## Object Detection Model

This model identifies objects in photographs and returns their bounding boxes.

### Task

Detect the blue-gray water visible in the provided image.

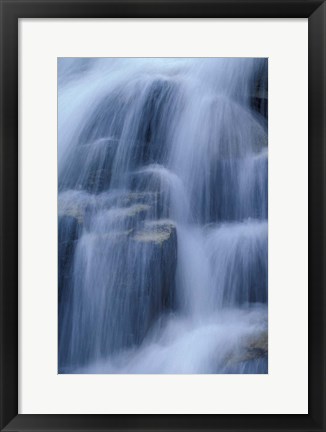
[58,58,268,374]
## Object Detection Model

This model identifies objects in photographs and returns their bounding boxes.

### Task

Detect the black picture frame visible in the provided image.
[0,1,325,431]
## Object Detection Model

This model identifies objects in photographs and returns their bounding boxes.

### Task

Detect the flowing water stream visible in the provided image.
[58,58,268,374]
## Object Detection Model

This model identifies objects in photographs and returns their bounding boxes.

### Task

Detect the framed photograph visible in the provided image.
[0,1,325,431]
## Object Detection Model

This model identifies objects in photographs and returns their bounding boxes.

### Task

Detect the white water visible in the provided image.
[58,58,268,374]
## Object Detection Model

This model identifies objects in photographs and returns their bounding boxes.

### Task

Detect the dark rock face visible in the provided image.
[220,235,267,306]
[61,220,178,370]
[118,221,177,346]
[251,59,268,120]
[206,221,268,307]
[115,221,178,350]
[59,139,117,194]
[79,92,128,147]
[58,214,81,369]
[251,94,268,120]
[197,154,268,224]
[58,215,80,303]
[133,79,180,165]
[59,90,127,193]
[59,79,182,196]
[111,191,163,220]
[221,330,268,374]
[182,93,267,225]
[133,220,178,312]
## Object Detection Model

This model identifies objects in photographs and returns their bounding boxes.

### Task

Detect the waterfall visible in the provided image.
[58,58,268,374]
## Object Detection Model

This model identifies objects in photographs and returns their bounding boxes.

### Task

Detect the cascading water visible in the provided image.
[58,58,268,374]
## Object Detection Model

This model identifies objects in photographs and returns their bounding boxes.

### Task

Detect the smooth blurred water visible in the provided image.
[58,58,268,374]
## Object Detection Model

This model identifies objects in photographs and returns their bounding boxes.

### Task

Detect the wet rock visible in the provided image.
[200,152,267,224]
[231,331,268,363]
[59,199,85,224]
[103,220,178,352]
[58,215,80,303]
[85,166,111,193]
[222,330,268,373]
[58,208,84,369]
[128,170,171,219]
[112,203,151,219]
[248,58,268,120]
[79,91,128,146]
[207,221,268,306]
[134,220,178,311]
[58,190,114,230]
[133,219,176,244]
[86,229,134,246]
[65,219,178,364]
[59,138,117,193]
[91,204,151,234]
[58,214,82,369]
[103,191,162,222]
[132,219,178,315]
[134,79,180,165]
[251,64,268,120]
[251,93,268,120]
[114,191,160,208]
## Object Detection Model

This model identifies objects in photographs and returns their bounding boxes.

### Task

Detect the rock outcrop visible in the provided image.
[222,330,268,373]
[58,215,80,303]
